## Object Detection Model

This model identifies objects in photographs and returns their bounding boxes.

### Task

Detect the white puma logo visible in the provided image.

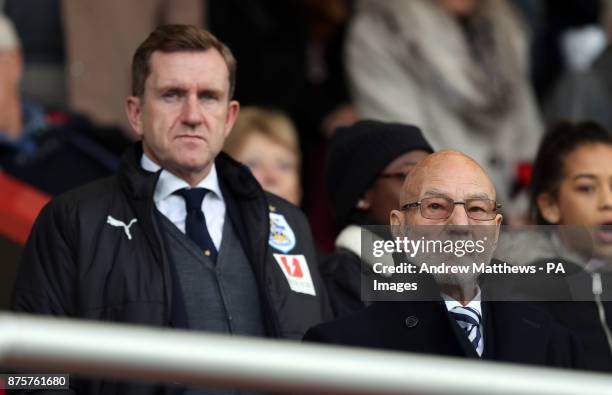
[106,215,138,240]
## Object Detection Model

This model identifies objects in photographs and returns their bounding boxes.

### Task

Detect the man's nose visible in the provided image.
[181,96,204,126]
[448,203,470,226]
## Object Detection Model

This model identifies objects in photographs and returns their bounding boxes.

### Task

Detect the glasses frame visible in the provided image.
[400,197,502,221]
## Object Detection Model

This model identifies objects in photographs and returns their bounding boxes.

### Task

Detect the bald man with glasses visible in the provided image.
[305,151,583,370]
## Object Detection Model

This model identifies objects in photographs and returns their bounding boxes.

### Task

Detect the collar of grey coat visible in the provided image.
[117,143,162,200]
[118,142,262,201]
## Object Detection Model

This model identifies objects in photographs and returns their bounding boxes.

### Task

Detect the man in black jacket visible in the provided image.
[305,150,582,369]
[11,25,332,394]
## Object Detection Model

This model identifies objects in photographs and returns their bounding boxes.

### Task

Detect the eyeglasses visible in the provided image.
[400,196,502,221]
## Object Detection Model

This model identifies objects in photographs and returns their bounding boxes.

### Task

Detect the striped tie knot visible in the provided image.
[449,306,483,356]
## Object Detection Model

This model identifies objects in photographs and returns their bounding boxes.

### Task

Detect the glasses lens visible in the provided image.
[420,197,452,219]
[465,199,496,220]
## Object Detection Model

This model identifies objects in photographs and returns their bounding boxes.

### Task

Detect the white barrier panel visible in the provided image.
[0,313,611,394]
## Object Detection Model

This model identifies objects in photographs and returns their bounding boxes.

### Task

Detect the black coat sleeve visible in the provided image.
[11,199,77,316]
[9,200,83,394]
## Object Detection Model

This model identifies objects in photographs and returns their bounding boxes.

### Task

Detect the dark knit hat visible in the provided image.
[326,120,433,226]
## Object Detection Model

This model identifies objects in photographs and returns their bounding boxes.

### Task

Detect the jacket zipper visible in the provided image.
[592,272,612,357]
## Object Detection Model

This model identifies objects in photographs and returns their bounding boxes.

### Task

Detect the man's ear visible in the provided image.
[223,100,240,138]
[537,192,561,224]
[390,209,404,238]
[126,96,144,137]
[495,213,503,225]
[489,213,503,248]
[390,209,403,226]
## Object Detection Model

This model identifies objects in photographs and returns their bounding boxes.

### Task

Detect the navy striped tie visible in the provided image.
[449,306,483,356]
[174,187,218,262]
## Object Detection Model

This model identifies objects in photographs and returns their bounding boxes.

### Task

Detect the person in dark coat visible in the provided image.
[11,25,332,395]
[0,14,128,196]
[0,15,130,311]
[305,150,583,370]
[321,120,433,317]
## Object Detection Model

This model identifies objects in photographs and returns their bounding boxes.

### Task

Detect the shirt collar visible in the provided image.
[141,153,223,203]
[442,287,482,316]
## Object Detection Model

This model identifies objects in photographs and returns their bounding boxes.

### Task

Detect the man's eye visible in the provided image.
[162,91,180,100]
[199,93,218,101]
[575,185,596,193]
[428,203,444,210]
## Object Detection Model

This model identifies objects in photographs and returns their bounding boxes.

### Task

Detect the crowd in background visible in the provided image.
[2,0,611,251]
[1,0,612,391]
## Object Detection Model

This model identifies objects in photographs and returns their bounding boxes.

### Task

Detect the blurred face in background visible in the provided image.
[361,150,430,225]
[0,47,21,92]
[0,46,23,139]
[234,131,301,206]
[0,15,22,100]
[539,143,612,257]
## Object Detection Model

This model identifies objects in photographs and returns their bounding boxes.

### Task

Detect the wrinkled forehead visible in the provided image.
[402,153,496,202]
[148,50,229,83]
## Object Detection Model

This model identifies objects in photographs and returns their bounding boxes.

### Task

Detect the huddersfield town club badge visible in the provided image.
[269,213,296,253]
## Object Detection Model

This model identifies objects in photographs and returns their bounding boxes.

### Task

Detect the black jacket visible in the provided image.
[511,258,612,372]
[11,143,333,394]
[321,247,365,318]
[304,301,583,370]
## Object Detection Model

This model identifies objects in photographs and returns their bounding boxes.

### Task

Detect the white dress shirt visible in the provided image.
[141,154,225,250]
[442,288,484,356]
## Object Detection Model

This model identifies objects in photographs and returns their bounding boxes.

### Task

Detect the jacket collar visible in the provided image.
[118,143,161,201]
[118,142,262,201]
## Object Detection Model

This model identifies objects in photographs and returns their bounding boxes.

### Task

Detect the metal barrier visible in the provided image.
[0,313,611,394]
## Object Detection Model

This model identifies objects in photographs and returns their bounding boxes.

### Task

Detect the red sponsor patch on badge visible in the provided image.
[273,254,316,296]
